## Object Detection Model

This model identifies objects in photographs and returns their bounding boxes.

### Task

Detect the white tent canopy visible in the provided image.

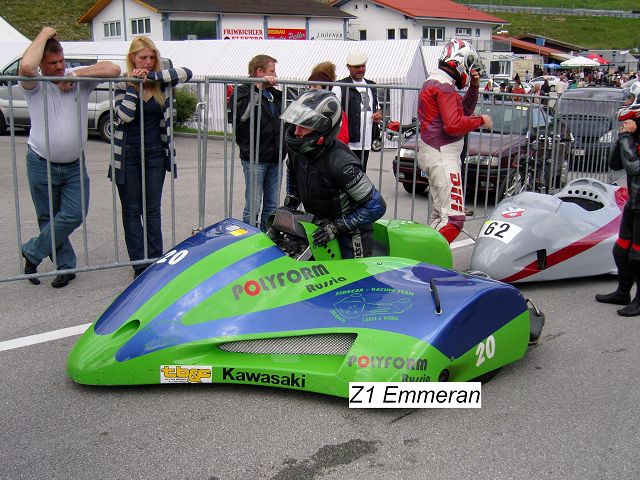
[560,56,601,68]
[0,38,427,131]
[59,39,426,130]
[0,17,28,42]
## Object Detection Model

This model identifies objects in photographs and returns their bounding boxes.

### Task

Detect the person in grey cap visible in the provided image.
[333,51,382,172]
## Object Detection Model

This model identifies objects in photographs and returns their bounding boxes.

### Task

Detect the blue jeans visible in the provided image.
[117,145,167,269]
[23,147,90,270]
[241,160,281,232]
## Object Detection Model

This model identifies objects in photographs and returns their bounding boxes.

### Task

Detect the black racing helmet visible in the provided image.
[281,89,342,155]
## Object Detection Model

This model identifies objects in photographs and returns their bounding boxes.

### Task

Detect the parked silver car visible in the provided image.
[0,54,172,142]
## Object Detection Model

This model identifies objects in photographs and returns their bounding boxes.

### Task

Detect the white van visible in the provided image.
[0,53,172,142]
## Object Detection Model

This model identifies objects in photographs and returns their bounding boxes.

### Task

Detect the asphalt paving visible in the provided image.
[0,133,638,479]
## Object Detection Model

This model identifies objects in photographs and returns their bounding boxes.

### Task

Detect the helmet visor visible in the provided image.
[280,102,330,131]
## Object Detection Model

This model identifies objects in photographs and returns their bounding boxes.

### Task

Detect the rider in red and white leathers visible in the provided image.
[417,39,492,243]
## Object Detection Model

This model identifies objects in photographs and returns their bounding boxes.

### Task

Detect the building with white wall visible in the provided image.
[332,0,512,73]
[79,0,353,42]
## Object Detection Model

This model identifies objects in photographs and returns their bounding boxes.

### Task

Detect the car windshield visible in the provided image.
[474,102,546,134]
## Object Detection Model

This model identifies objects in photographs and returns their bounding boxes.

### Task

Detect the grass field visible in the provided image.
[496,12,640,49]
[0,0,95,41]
[467,0,638,9]
[0,0,638,50]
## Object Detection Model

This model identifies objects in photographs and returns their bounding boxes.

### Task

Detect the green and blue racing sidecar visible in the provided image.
[67,208,544,398]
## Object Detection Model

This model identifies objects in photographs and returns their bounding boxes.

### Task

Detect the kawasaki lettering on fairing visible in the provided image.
[348,355,427,370]
[222,368,306,388]
[232,264,329,300]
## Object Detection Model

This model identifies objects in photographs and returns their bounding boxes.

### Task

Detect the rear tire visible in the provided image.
[402,182,427,195]
[471,368,502,384]
[98,114,113,143]
[498,170,524,201]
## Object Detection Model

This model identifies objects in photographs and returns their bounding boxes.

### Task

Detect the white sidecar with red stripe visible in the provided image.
[470,178,628,283]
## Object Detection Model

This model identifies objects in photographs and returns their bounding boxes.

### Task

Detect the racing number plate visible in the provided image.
[478,220,522,244]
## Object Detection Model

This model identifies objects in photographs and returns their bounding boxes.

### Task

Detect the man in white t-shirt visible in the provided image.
[333,52,382,172]
[19,26,120,288]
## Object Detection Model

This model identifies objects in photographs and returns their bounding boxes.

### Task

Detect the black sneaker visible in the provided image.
[23,253,40,285]
[595,291,631,305]
[617,298,640,317]
[51,273,76,289]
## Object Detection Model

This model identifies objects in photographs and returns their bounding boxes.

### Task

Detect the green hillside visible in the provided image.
[466,1,638,9]
[496,12,640,49]
[1,0,638,50]
[0,0,95,41]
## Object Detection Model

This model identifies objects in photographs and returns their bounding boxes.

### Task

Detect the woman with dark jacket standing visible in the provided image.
[111,36,192,278]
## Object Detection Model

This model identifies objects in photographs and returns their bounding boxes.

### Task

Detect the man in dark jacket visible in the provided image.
[230,54,284,231]
[333,52,382,172]
[281,90,386,258]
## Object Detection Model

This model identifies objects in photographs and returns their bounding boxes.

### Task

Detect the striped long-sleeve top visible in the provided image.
[109,67,193,184]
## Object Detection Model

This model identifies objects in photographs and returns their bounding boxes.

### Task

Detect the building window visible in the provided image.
[387,29,395,40]
[400,28,408,39]
[103,21,121,38]
[456,27,472,36]
[422,27,444,46]
[359,30,367,41]
[170,20,217,40]
[476,28,481,37]
[131,17,151,35]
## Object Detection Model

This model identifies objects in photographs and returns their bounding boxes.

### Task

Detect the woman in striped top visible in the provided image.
[110,36,192,278]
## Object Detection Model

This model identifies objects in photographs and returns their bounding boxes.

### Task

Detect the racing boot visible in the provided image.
[595,291,631,305]
[617,297,640,317]
[618,245,640,315]
[596,241,635,305]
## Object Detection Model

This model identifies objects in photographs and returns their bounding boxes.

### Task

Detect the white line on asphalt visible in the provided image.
[0,239,476,352]
[0,323,91,352]
[451,238,475,249]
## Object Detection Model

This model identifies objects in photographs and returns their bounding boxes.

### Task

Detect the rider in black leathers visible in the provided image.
[280,89,386,258]
[596,80,640,316]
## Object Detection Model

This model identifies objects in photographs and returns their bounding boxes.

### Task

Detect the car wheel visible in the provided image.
[471,368,502,384]
[550,85,556,92]
[498,170,524,200]
[98,114,113,143]
[0,111,6,136]
[402,182,427,195]
[371,137,382,152]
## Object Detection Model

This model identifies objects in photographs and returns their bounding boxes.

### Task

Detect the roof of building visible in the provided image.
[80,0,354,23]
[332,0,506,24]
[495,35,568,61]
[516,33,586,53]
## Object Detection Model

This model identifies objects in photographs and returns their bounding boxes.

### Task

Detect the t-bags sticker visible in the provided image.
[478,220,522,244]
[226,224,248,236]
[160,365,213,383]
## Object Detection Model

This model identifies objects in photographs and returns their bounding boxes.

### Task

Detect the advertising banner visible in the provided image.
[267,28,306,40]
[222,28,264,39]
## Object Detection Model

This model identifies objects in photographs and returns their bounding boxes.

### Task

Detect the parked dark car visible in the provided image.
[555,87,624,172]
[392,99,573,199]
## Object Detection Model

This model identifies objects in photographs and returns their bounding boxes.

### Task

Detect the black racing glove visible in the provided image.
[312,218,349,247]
[283,194,301,210]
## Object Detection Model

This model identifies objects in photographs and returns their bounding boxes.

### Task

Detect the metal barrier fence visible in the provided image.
[0,74,623,283]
